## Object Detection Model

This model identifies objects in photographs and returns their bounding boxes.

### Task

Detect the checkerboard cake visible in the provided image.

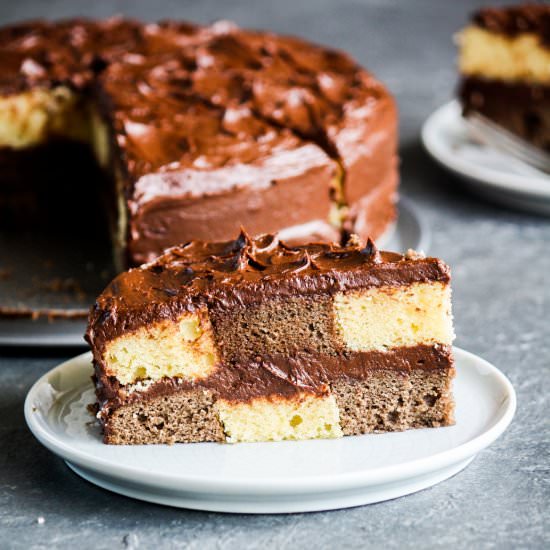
[86,233,455,444]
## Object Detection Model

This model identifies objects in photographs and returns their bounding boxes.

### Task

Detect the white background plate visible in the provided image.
[25,347,515,513]
[422,101,550,214]
[1,198,428,348]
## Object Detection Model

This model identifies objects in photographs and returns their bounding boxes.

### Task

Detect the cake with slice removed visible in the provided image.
[0,18,398,270]
[457,4,550,151]
[86,232,455,444]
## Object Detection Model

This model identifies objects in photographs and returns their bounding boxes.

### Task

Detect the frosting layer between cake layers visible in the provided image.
[87,233,455,444]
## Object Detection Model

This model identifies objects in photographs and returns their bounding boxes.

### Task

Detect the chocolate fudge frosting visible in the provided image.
[86,231,450,356]
[0,17,398,265]
[472,4,550,46]
[0,18,145,95]
[95,344,454,417]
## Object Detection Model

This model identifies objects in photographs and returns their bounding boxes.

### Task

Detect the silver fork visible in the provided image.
[465,112,550,175]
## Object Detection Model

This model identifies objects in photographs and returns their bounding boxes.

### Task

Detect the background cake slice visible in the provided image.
[457,4,550,151]
[0,18,398,270]
[86,232,455,444]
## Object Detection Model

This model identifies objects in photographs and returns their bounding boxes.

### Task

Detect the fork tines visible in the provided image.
[465,112,550,175]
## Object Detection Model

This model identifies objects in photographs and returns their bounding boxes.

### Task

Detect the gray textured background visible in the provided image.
[1,1,549,548]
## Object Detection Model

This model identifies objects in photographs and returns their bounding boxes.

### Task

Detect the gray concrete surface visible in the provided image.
[1,1,549,548]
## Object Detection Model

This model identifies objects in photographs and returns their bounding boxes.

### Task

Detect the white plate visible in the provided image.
[378,197,430,253]
[0,198,428,348]
[25,347,515,513]
[422,101,550,214]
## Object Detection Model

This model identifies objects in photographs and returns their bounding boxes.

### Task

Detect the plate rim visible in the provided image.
[25,346,516,496]
[421,100,550,199]
[64,456,476,513]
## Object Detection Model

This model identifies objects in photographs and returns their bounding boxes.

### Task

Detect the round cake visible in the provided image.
[0,17,398,267]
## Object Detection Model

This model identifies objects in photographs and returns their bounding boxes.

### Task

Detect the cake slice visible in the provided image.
[86,232,455,444]
[457,4,550,151]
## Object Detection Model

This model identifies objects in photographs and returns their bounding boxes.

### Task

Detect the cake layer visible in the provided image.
[103,388,226,445]
[95,345,454,414]
[87,233,451,362]
[103,310,218,385]
[101,364,455,444]
[458,25,550,85]
[212,282,453,366]
[333,367,455,436]
[460,77,550,151]
[334,282,453,352]
[0,86,89,148]
[89,235,452,388]
[216,392,342,443]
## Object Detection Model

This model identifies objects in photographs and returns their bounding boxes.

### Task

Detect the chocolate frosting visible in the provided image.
[0,17,397,264]
[472,4,550,46]
[86,232,450,358]
[95,344,454,418]
[0,18,146,95]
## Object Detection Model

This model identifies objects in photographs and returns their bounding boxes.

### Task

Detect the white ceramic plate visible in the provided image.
[378,197,430,253]
[0,198,428,348]
[422,101,550,214]
[25,347,515,513]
